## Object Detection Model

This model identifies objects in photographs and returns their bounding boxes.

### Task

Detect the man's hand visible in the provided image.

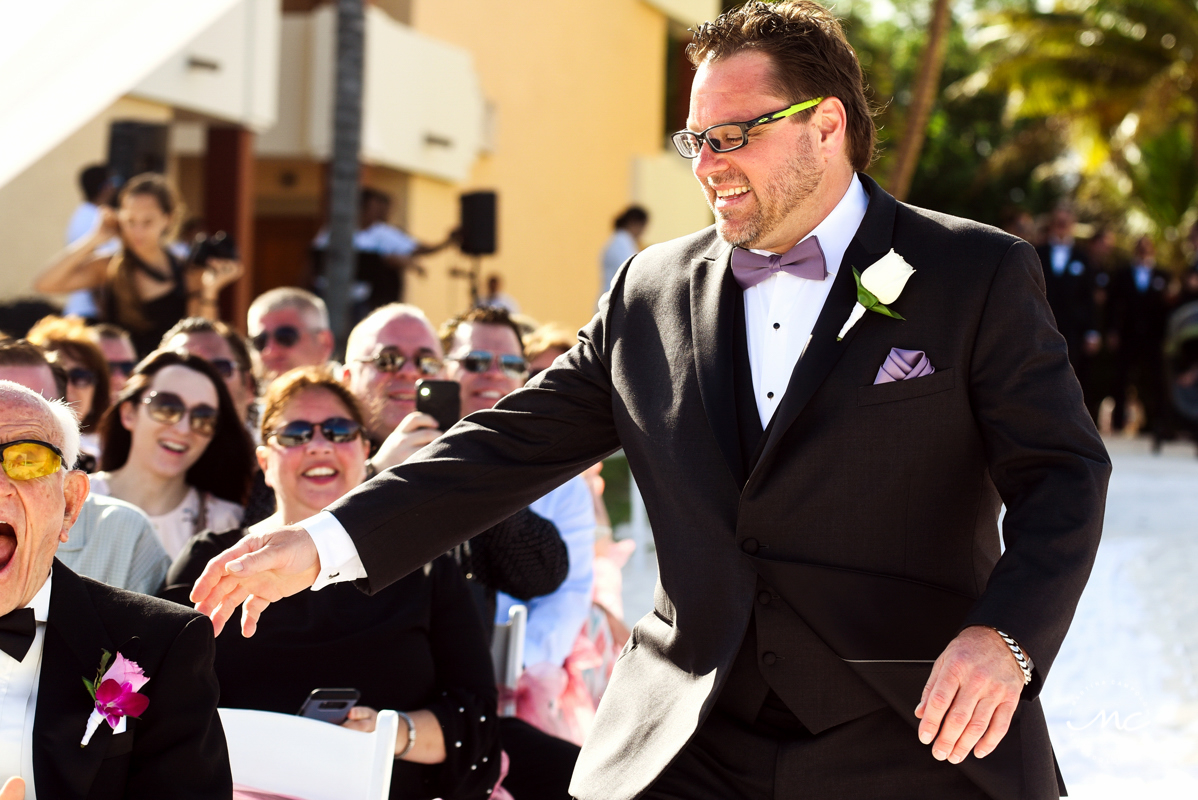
[190,525,321,637]
[372,412,441,472]
[914,625,1025,763]
[1,777,25,800]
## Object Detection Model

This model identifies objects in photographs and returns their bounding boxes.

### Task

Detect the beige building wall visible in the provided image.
[403,0,672,332]
[0,97,173,302]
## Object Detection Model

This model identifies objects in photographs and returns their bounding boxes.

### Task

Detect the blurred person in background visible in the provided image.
[91,350,253,558]
[1179,222,1198,305]
[1035,204,1100,365]
[87,322,138,402]
[61,163,117,320]
[247,287,335,382]
[33,173,243,357]
[524,323,577,379]
[313,187,458,311]
[160,317,258,430]
[478,274,520,314]
[26,315,110,459]
[161,366,503,800]
[599,206,648,301]
[0,338,170,593]
[1109,235,1171,441]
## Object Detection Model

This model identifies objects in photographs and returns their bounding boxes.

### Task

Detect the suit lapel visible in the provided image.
[689,237,744,487]
[33,561,116,800]
[749,174,898,480]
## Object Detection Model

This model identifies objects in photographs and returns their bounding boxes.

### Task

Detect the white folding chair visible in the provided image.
[218,707,398,800]
[491,603,527,717]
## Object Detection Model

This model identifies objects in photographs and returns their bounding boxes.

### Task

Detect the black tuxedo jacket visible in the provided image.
[33,561,231,799]
[1107,265,1170,357]
[1035,242,1095,356]
[327,175,1110,800]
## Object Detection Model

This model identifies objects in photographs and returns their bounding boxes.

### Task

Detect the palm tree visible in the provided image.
[887,0,955,201]
[325,0,365,352]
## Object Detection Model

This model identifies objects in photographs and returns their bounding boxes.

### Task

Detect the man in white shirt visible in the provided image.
[0,381,229,799]
[193,4,1107,799]
[599,206,648,302]
[61,165,118,320]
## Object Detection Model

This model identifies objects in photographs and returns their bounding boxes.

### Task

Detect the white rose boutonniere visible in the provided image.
[836,249,916,340]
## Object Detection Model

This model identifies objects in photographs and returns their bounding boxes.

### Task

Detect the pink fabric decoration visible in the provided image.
[874,348,935,384]
[490,750,515,800]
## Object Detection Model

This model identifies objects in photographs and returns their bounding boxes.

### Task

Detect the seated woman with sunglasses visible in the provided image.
[26,315,111,462]
[89,349,255,558]
[161,366,503,800]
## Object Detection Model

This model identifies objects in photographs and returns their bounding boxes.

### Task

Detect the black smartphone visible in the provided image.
[297,688,360,725]
[416,379,461,432]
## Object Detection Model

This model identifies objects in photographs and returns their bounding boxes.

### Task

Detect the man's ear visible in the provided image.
[60,470,90,543]
[811,96,848,161]
[317,329,335,360]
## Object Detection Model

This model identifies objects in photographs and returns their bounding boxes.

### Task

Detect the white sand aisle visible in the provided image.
[1043,437,1198,796]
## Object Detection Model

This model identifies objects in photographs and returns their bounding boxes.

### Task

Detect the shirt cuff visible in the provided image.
[302,511,367,590]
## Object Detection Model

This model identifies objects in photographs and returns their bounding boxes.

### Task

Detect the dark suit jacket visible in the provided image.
[1108,265,1170,360]
[33,560,231,799]
[326,175,1110,800]
[1035,242,1095,357]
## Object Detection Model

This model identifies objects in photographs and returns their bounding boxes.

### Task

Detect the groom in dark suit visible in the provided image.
[193,3,1109,798]
[0,379,230,799]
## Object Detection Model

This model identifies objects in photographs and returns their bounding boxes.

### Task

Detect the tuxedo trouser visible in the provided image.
[640,704,993,800]
[501,716,579,800]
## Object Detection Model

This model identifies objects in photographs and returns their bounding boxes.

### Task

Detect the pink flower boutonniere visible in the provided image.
[80,650,150,747]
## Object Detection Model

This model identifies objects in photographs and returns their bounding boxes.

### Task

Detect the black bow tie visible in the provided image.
[0,607,36,662]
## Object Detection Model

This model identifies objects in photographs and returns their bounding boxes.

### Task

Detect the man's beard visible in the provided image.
[707,136,822,249]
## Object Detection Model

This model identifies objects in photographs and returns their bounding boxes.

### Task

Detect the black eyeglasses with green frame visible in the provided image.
[671,97,824,159]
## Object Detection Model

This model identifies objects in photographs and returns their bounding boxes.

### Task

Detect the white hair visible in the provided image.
[0,380,80,469]
[248,287,330,331]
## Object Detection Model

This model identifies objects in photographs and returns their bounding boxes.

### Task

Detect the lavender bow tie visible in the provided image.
[730,236,827,290]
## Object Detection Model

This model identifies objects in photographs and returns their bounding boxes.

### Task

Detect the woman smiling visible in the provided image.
[90,349,254,558]
[161,366,502,800]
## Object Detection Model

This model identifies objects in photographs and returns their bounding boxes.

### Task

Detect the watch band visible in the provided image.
[395,710,417,758]
[994,629,1033,686]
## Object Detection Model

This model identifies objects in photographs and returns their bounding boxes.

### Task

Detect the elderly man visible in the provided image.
[0,381,230,798]
[247,287,335,382]
[196,4,1108,798]
[0,340,169,595]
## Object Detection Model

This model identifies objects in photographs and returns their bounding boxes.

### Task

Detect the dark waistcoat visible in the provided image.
[714,291,888,734]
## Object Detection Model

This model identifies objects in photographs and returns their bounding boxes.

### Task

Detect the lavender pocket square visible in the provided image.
[874,348,935,384]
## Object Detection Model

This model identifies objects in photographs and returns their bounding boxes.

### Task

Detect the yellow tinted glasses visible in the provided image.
[1,440,65,481]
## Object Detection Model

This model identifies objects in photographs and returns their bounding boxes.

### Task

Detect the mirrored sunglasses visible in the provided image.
[141,391,219,437]
[0,440,64,481]
[269,417,362,447]
[355,348,442,376]
[450,350,527,378]
[251,325,302,351]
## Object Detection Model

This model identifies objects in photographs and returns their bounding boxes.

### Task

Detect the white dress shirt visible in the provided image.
[304,175,870,585]
[0,571,51,798]
[743,174,869,426]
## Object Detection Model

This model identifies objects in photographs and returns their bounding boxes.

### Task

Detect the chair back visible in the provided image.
[491,603,527,716]
[218,707,398,800]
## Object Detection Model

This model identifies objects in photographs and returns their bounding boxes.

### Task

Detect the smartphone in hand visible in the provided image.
[297,688,360,725]
[416,379,461,433]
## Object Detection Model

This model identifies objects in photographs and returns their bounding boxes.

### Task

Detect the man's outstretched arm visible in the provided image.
[193,280,626,636]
